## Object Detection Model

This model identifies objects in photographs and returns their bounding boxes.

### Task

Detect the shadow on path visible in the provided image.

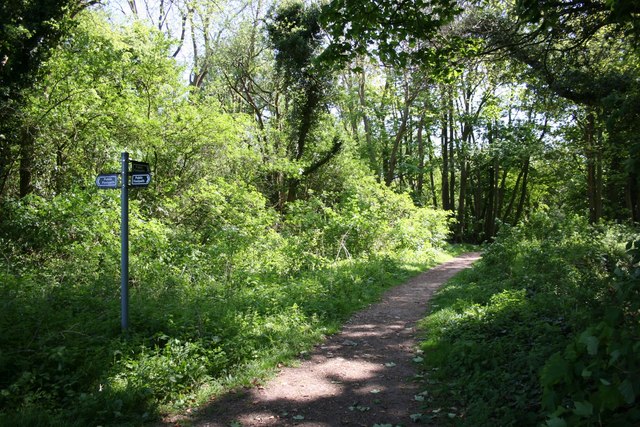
[191,252,482,427]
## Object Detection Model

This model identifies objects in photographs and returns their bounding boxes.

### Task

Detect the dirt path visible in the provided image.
[192,252,481,427]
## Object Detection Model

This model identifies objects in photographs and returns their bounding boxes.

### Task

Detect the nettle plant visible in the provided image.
[541,239,640,427]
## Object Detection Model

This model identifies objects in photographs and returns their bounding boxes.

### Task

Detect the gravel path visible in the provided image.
[191,252,481,427]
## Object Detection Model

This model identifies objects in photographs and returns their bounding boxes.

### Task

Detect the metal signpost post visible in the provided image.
[96,153,151,332]
[120,152,130,332]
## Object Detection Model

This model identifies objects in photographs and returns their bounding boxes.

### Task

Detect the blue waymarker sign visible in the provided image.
[95,173,119,189]
[130,173,151,186]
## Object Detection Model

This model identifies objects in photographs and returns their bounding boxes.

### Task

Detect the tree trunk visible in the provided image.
[0,135,10,197]
[627,172,640,222]
[456,161,470,242]
[427,141,438,208]
[358,69,376,174]
[585,111,602,223]
[472,168,483,241]
[483,122,496,240]
[287,137,342,204]
[502,158,527,224]
[441,97,450,210]
[448,94,456,211]
[384,113,407,186]
[496,167,508,225]
[19,125,35,198]
[384,84,410,187]
[416,114,425,201]
[484,163,496,240]
[514,157,530,224]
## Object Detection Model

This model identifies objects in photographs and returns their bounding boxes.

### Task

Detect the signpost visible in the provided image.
[131,161,150,173]
[95,153,152,332]
[95,173,119,189]
[131,173,151,186]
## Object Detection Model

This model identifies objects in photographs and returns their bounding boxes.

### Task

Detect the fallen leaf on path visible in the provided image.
[410,413,423,421]
[349,402,371,412]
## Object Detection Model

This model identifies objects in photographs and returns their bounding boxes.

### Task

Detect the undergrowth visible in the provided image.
[0,179,453,426]
[417,211,639,426]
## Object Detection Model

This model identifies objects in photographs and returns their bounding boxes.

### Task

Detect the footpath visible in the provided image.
[188,252,481,427]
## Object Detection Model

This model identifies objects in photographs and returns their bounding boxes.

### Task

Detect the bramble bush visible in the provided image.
[283,175,451,265]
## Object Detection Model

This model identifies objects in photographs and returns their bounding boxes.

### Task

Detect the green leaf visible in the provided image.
[348,403,370,412]
[542,353,569,385]
[609,349,621,364]
[598,382,624,409]
[546,416,567,427]
[578,332,599,355]
[410,413,423,421]
[292,414,305,420]
[618,379,636,404]
[573,400,593,417]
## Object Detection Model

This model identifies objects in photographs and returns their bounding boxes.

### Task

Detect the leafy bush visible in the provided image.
[113,337,227,404]
[283,176,450,266]
[540,239,640,427]
[418,211,635,426]
[0,180,452,425]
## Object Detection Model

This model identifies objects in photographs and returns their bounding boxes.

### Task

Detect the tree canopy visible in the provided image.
[1,0,639,425]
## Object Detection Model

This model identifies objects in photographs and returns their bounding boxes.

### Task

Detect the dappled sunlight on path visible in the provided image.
[192,252,481,427]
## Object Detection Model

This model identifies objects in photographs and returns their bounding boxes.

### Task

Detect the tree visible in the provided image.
[320,0,464,69]
[0,0,97,198]
[468,0,640,222]
[15,10,255,200]
[266,1,342,209]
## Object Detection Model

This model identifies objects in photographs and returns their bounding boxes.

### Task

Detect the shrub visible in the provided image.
[1,181,453,425]
[540,239,640,427]
[418,211,635,426]
[283,176,450,265]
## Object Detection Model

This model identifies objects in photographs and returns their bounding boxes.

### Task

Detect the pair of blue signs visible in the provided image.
[95,154,151,331]
[95,161,151,189]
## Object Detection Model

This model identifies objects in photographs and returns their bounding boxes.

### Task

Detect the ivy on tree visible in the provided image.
[266,2,342,209]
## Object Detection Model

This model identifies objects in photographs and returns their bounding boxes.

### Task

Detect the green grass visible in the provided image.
[0,232,461,426]
[0,185,456,426]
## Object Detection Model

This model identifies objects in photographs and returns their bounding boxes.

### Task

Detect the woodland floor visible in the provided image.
[170,252,481,427]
